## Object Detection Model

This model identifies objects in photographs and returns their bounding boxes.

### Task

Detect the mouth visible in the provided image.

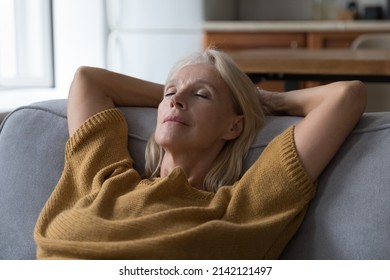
[163,115,189,126]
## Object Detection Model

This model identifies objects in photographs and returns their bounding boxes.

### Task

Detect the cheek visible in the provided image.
[194,110,229,139]
[200,107,231,126]
[156,101,169,123]
[157,100,165,116]
[154,103,181,145]
[154,123,170,147]
[155,111,165,141]
[154,105,164,140]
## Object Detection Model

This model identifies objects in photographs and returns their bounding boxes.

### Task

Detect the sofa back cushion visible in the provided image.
[1,99,389,259]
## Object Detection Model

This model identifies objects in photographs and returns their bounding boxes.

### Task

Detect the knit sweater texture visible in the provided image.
[34,108,316,259]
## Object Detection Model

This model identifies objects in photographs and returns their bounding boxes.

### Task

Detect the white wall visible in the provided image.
[0,0,106,113]
[53,0,106,90]
[106,0,203,83]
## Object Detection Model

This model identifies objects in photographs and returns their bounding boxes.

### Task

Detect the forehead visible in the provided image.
[168,63,226,88]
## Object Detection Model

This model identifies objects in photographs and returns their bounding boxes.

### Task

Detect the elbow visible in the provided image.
[68,66,95,99]
[71,66,93,87]
[339,80,367,116]
[74,65,95,76]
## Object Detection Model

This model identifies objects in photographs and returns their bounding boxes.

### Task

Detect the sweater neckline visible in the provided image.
[145,167,216,201]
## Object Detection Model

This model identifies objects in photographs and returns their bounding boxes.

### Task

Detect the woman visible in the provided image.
[34,49,366,259]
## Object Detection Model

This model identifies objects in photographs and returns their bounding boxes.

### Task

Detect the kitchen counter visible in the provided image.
[203,20,390,32]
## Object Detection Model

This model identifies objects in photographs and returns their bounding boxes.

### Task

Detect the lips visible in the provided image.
[163,115,189,126]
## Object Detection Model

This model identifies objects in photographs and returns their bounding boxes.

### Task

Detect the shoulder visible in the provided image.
[66,109,127,155]
[237,126,316,200]
[65,108,132,170]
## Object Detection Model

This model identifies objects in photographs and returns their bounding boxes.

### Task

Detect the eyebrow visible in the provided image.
[165,79,218,92]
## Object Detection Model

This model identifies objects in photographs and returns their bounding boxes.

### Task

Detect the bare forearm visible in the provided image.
[71,66,164,107]
[67,66,164,136]
[260,80,366,180]
[259,81,365,117]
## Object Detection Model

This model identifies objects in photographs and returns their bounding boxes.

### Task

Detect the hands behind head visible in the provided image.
[256,87,285,116]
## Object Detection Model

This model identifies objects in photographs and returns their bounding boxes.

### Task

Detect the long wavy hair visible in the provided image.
[145,48,265,192]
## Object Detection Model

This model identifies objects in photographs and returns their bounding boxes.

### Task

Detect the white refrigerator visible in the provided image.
[106,0,204,83]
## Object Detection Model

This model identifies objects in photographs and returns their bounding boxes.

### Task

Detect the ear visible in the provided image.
[222,115,244,141]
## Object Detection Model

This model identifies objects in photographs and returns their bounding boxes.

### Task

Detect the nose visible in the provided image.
[170,93,186,110]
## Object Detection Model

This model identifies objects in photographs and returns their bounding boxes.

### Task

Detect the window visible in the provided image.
[0,0,54,89]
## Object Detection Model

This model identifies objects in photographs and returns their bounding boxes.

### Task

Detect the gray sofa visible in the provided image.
[1,99,389,260]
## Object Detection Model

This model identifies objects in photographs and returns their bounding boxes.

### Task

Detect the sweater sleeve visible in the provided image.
[66,109,129,160]
[223,126,316,258]
[34,109,138,241]
[64,108,134,192]
[229,126,316,217]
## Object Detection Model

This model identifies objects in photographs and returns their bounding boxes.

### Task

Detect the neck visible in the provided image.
[160,150,218,190]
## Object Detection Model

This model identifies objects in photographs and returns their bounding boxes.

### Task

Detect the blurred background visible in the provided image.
[0,0,389,116]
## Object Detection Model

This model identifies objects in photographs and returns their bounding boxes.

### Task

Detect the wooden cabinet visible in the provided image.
[203,25,390,90]
[203,29,388,51]
[203,32,306,50]
[307,31,377,49]
[203,31,307,90]
[305,31,373,87]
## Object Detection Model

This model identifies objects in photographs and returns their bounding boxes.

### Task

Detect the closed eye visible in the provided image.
[194,89,210,99]
[195,93,207,98]
[164,88,176,98]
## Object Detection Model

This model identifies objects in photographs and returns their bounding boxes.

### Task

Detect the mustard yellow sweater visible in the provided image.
[34,108,315,259]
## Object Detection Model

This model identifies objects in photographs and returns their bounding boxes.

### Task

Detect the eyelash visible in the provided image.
[164,89,210,99]
[164,92,175,97]
[195,92,208,99]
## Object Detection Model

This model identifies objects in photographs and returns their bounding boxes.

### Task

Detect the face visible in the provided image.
[155,63,243,155]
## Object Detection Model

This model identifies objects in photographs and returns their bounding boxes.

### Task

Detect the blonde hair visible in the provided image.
[145,48,265,192]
